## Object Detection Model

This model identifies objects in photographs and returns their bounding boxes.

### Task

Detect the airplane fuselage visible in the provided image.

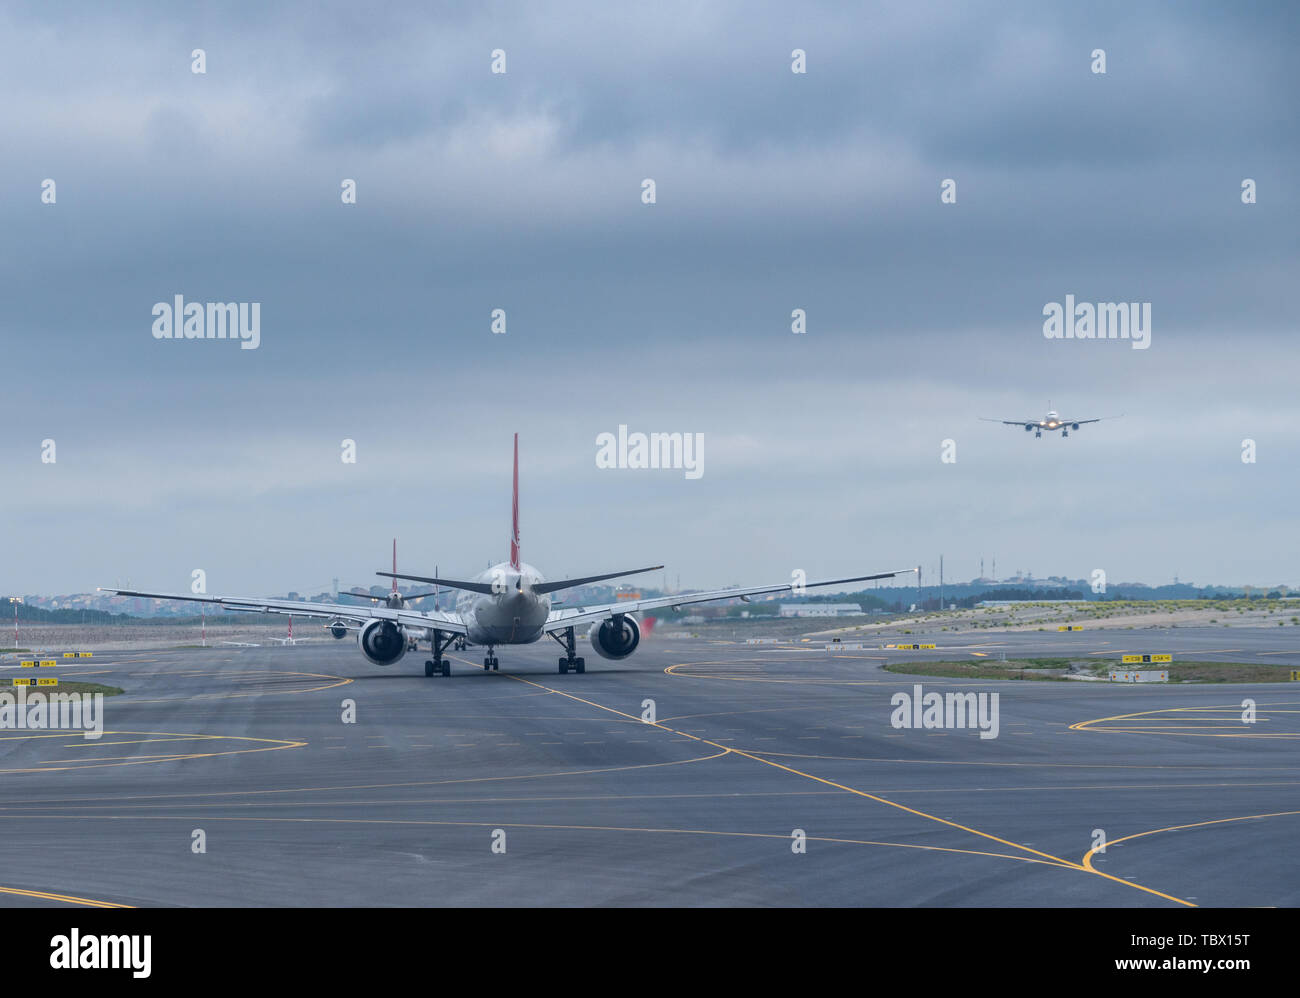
[454,561,552,645]
[1027,411,1077,434]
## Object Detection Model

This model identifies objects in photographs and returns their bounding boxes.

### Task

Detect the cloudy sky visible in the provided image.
[1,0,1296,596]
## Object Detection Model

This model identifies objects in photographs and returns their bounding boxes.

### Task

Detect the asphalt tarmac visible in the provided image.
[0,627,1297,907]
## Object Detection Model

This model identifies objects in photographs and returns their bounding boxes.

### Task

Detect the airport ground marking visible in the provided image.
[0,749,737,808]
[11,778,1300,820]
[1082,808,1300,890]
[0,884,132,908]
[500,672,1193,904]
[0,730,305,775]
[665,661,897,685]
[127,670,352,703]
[0,789,851,813]
[657,704,824,723]
[0,812,1072,870]
[1072,702,1300,739]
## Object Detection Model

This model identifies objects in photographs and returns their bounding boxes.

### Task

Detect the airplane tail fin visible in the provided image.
[392,539,398,594]
[510,433,521,570]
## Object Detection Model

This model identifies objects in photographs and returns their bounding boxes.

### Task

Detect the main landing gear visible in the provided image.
[423,629,455,678]
[549,627,584,674]
[483,647,499,671]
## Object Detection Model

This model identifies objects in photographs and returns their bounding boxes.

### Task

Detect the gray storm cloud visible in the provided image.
[0,1,1296,593]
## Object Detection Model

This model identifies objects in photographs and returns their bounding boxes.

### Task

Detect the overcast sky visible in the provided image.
[1,1,1296,596]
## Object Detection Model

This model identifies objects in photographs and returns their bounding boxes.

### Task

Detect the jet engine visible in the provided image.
[1024,424,1034,431]
[588,614,640,660]
[358,618,406,665]
[327,620,349,639]
[1071,422,1080,430]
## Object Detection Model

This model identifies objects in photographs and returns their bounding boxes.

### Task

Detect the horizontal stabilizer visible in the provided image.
[377,565,664,596]
[532,565,664,596]
[376,572,496,595]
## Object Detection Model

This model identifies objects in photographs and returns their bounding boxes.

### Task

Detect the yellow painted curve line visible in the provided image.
[129,671,352,703]
[1072,702,1300,739]
[1083,809,1300,886]
[0,885,132,908]
[0,730,305,775]
[503,673,1193,906]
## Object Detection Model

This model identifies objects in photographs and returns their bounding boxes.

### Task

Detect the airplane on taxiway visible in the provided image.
[102,435,914,676]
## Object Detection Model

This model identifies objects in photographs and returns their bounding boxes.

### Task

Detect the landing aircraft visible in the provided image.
[981,404,1121,438]
[102,436,913,676]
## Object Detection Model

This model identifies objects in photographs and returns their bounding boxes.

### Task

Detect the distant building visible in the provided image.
[779,603,862,618]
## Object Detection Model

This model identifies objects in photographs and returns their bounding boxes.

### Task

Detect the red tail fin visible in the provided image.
[510,433,521,569]
[392,539,398,594]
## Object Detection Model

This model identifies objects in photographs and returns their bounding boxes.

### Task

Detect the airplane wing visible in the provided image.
[543,568,915,632]
[97,588,468,634]
[1059,414,1123,425]
[339,590,442,603]
[980,417,1037,426]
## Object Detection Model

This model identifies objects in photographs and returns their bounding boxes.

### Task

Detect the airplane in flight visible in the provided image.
[981,404,1122,438]
[101,435,914,677]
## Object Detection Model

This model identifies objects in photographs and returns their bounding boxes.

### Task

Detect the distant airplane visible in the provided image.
[337,540,441,611]
[336,541,455,649]
[101,435,913,677]
[981,403,1122,438]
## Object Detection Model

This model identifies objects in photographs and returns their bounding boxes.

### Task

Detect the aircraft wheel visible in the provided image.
[425,660,434,677]
[559,658,568,674]
[441,661,451,677]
